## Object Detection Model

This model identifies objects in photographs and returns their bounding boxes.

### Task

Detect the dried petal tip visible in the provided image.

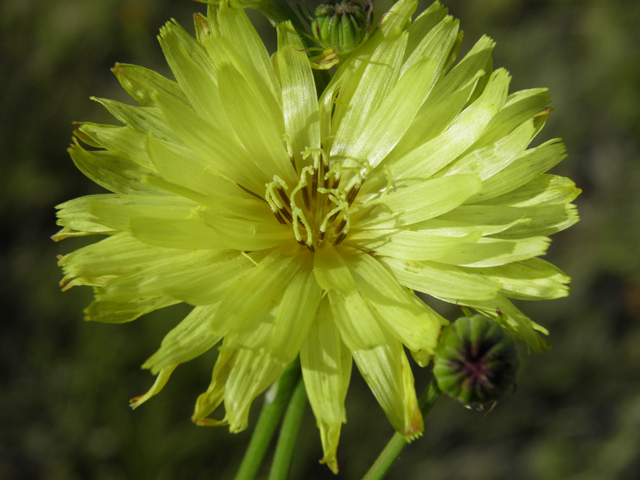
[433,315,520,409]
[311,0,373,54]
[129,366,176,410]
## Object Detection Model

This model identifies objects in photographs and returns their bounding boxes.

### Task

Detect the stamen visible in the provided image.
[333,232,347,246]
[311,167,318,201]
[328,209,341,224]
[199,170,266,203]
[290,166,314,219]
[321,158,329,187]
[277,187,291,209]
[292,207,313,247]
[326,191,346,223]
[324,192,351,245]
[302,147,325,166]
[265,193,282,219]
[263,148,359,250]
[320,194,349,234]
[237,183,267,202]
[323,163,341,190]
[265,176,293,224]
[334,218,347,235]
[279,207,293,223]
[274,211,286,224]
[345,184,360,206]
[302,186,310,210]
[302,149,324,204]
[265,177,288,208]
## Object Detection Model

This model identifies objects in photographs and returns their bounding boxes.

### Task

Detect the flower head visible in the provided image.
[55,0,578,472]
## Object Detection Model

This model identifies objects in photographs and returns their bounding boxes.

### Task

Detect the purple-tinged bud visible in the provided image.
[433,314,520,409]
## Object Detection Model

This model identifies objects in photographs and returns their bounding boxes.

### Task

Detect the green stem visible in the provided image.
[360,378,442,480]
[267,375,307,480]
[234,358,301,480]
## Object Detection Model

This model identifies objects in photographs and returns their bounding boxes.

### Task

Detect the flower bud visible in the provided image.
[311,0,372,54]
[433,314,520,409]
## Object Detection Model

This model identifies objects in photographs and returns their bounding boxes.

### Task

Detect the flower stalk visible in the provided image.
[234,359,301,480]
[361,378,442,480]
[268,375,308,480]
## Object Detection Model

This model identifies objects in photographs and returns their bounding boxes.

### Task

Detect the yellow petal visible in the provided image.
[300,299,352,473]
[224,347,286,433]
[352,336,423,439]
[130,365,177,409]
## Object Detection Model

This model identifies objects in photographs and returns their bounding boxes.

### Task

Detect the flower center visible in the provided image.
[264,150,363,252]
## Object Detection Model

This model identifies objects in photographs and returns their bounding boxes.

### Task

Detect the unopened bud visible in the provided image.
[433,314,520,409]
[311,0,372,54]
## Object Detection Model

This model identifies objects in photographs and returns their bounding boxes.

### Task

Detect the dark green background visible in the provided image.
[2,0,639,478]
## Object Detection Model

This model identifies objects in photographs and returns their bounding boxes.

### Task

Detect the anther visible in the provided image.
[237,183,267,202]
[311,167,318,201]
[333,232,347,246]
[274,211,286,224]
[279,207,293,223]
[334,218,347,235]
[345,184,360,205]
[277,187,291,209]
[302,187,310,210]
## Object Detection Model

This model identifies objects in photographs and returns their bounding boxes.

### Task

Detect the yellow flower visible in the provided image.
[54,0,579,472]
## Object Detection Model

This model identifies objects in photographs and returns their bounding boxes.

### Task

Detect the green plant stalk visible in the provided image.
[360,378,442,480]
[234,358,301,480]
[267,375,308,480]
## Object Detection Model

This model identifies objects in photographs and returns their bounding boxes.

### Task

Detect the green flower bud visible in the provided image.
[311,0,373,54]
[433,314,520,409]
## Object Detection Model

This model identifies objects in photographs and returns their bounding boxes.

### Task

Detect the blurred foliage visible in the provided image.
[1,0,639,479]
